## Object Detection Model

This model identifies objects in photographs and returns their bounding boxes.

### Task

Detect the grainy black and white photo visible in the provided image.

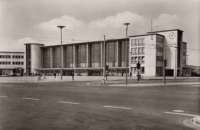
[0,0,200,129]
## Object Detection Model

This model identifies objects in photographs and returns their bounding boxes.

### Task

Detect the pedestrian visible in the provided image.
[72,72,74,81]
[122,72,123,76]
[54,73,56,78]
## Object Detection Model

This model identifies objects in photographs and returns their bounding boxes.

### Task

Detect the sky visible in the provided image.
[0,0,199,66]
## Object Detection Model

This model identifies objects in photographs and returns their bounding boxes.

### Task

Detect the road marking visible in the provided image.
[103,105,132,110]
[173,110,184,113]
[23,98,40,100]
[114,89,127,91]
[0,96,7,97]
[89,88,100,90]
[177,91,197,94]
[164,112,199,117]
[66,87,75,88]
[142,90,159,92]
[58,101,80,105]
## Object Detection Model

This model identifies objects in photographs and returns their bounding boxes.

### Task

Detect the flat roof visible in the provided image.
[147,29,184,33]
[129,33,165,37]
[40,38,128,48]
[0,51,24,53]
[24,43,44,45]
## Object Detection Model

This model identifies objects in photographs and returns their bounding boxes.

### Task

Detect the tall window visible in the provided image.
[138,48,142,55]
[142,47,145,54]
[131,48,135,55]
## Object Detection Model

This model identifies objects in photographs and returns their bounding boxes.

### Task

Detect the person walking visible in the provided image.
[72,72,74,81]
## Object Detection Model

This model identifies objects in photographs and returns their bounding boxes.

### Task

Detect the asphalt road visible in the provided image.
[0,81,199,130]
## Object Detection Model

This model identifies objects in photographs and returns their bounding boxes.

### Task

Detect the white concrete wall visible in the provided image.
[156,30,178,76]
[31,44,44,73]
[129,35,157,76]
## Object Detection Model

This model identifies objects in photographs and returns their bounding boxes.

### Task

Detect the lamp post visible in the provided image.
[57,26,65,80]
[124,23,130,85]
[186,55,189,78]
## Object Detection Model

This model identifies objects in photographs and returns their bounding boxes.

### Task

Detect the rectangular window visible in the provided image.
[134,39,138,46]
[131,48,135,55]
[156,56,163,62]
[21,56,24,59]
[138,48,142,55]
[142,38,145,45]
[21,62,24,65]
[138,38,142,46]
[131,39,135,46]
[141,67,145,74]
[135,48,137,55]
[142,47,145,54]
[142,56,145,64]
[131,57,135,64]
[183,52,186,56]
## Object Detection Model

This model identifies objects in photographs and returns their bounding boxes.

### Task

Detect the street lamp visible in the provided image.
[186,55,189,78]
[124,23,130,85]
[57,26,65,80]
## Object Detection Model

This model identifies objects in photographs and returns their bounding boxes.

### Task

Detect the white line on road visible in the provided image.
[58,101,80,105]
[0,96,7,97]
[164,112,199,117]
[66,87,75,88]
[142,90,159,92]
[23,98,40,100]
[103,105,132,110]
[114,89,127,91]
[177,91,197,94]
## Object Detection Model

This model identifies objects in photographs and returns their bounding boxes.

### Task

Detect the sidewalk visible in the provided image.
[108,82,200,87]
[0,76,199,84]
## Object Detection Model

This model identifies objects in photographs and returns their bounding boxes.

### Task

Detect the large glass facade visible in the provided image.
[120,40,129,67]
[91,43,101,67]
[106,41,117,67]
[77,44,87,68]
[43,48,50,68]
[65,45,74,68]
[53,47,61,68]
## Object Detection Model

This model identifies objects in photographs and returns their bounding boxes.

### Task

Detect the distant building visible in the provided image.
[0,51,24,76]
[23,29,197,77]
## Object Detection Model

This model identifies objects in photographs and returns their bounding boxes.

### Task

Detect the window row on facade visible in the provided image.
[131,56,145,64]
[131,38,145,46]
[0,61,24,65]
[0,55,24,59]
[132,67,145,74]
[156,47,163,52]
[156,56,163,62]
[131,47,145,55]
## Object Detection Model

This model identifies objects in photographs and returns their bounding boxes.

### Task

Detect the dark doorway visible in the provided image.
[165,69,174,76]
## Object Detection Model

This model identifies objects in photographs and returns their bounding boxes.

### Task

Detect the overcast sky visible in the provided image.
[0,0,199,65]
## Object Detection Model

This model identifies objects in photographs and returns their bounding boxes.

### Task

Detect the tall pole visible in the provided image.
[103,35,106,79]
[124,23,130,85]
[174,47,177,80]
[187,55,189,78]
[163,40,166,85]
[57,26,65,80]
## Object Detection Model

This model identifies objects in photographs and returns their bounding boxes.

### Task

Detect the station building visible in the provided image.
[0,51,24,76]
[24,29,191,77]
